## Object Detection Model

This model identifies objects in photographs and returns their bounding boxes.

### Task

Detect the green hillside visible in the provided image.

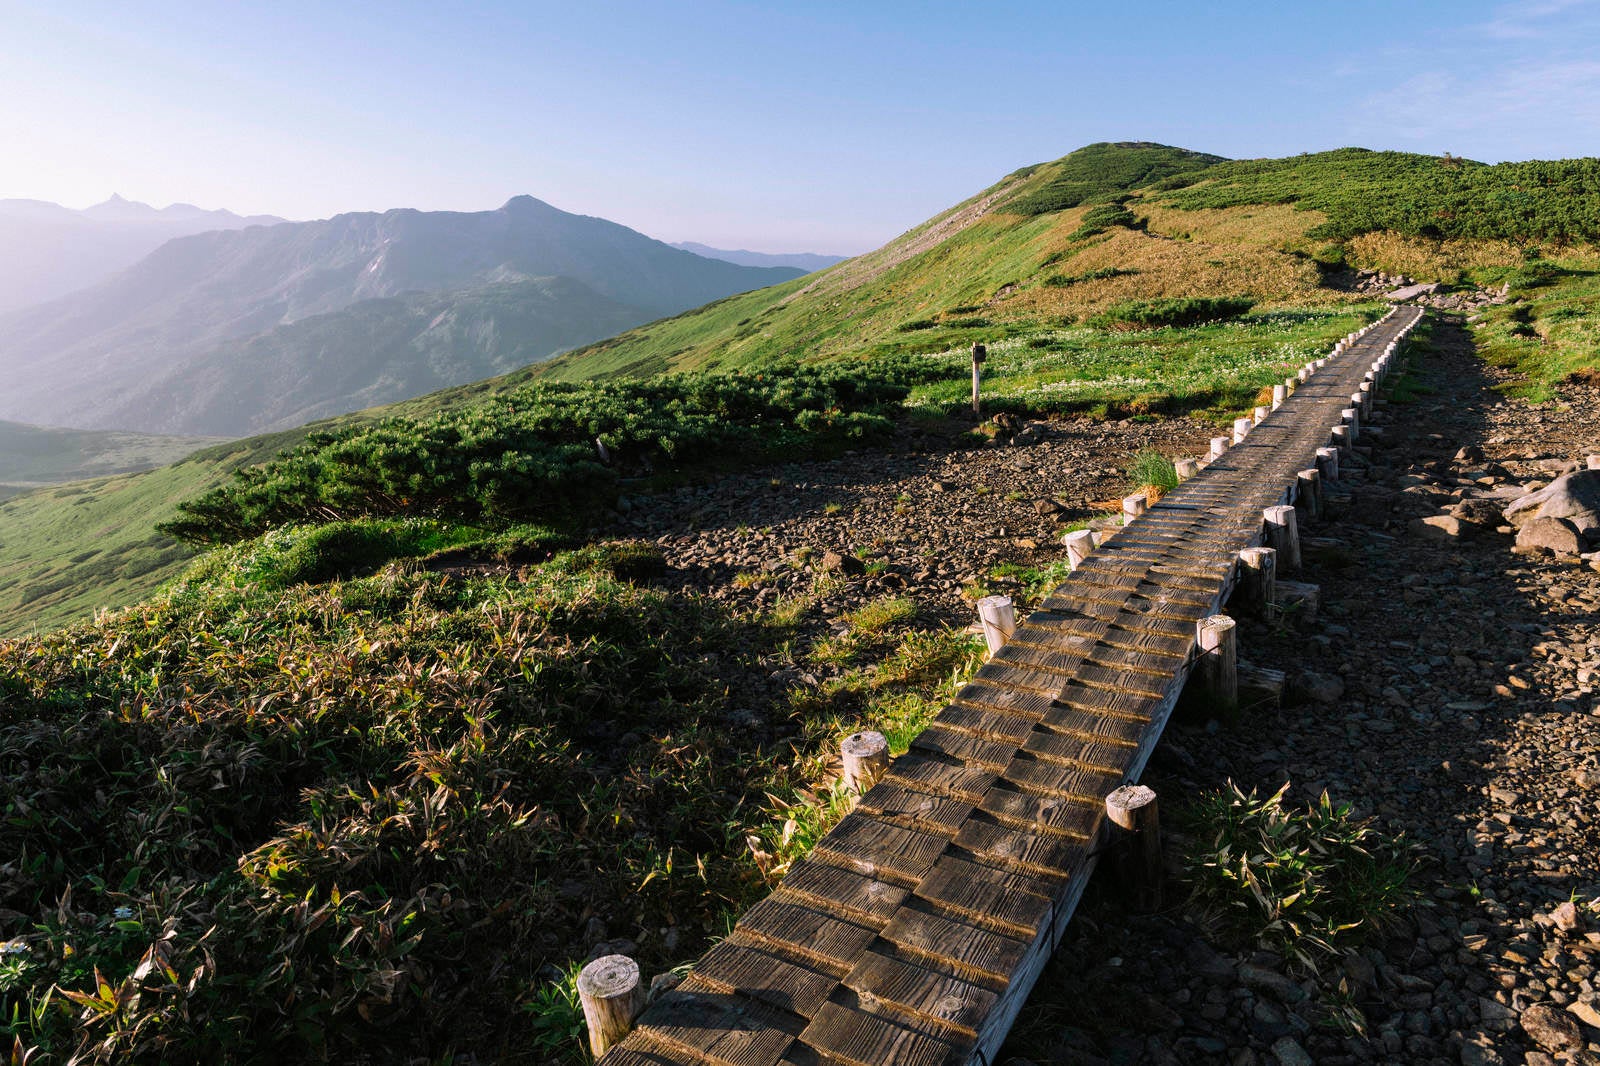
[0,420,220,490]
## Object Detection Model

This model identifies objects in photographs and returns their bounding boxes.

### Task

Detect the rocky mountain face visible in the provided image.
[0,196,802,435]
[669,241,845,272]
[0,195,283,314]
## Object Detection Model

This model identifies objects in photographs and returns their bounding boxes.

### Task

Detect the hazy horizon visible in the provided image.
[5,0,1600,254]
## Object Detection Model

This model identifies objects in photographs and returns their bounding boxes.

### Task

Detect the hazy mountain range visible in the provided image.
[0,195,283,314]
[0,196,805,436]
[669,241,845,272]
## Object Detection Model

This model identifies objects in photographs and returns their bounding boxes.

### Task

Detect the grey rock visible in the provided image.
[1515,516,1585,556]
[1505,469,1600,534]
[1411,515,1467,541]
[1270,1036,1313,1066]
[819,550,865,576]
[1290,670,1345,705]
[1239,963,1308,1003]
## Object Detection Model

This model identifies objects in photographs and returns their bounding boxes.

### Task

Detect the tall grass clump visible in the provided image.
[1180,783,1421,970]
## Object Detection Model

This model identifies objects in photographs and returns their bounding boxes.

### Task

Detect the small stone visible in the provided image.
[1411,515,1466,541]
[1271,1036,1314,1066]
[1521,1003,1582,1051]
[1552,900,1582,934]
[819,550,865,577]
[1291,670,1345,705]
[1239,963,1307,1004]
[1569,998,1600,1028]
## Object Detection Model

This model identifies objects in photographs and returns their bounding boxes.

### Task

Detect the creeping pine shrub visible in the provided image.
[1089,297,1255,331]
[1180,783,1420,970]
[159,368,907,546]
[1069,204,1140,240]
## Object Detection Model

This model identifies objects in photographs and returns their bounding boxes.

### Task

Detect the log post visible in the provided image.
[841,730,890,793]
[1104,784,1162,911]
[1175,458,1201,480]
[1236,546,1277,618]
[1283,376,1297,397]
[1340,407,1359,441]
[1295,468,1322,522]
[1263,505,1301,571]
[1331,424,1352,454]
[1232,417,1252,444]
[976,595,1016,655]
[1271,384,1287,409]
[1315,446,1339,482]
[1064,528,1095,570]
[1122,494,1148,525]
[1254,404,1271,424]
[1195,614,1238,710]
[970,343,986,421]
[1210,436,1230,460]
[579,955,647,1058]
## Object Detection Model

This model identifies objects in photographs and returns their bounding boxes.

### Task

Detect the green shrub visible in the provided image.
[1004,142,1224,216]
[160,369,909,547]
[1069,204,1140,240]
[1089,297,1255,330]
[898,318,939,332]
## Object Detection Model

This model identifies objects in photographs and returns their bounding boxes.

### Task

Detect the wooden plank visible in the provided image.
[882,752,996,803]
[1001,752,1123,800]
[812,812,951,883]
[692,941,841,1019]
[736,897,881,971]
[640,985,802,1066]
[933,701,1038,744]
[1047,683,1161,721]
[913,854,1052,938]
[878,904,1031,985]
[909,725,1017,772]
[1021,727,1136,771]
[976,787,1101,839]
[953,814,1087,881]
[798,1001,955,1066]
[779,858,909,925]
[855,781,975,834]
[842,950,998,1038]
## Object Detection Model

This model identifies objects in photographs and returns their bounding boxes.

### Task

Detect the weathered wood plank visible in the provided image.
[799,1001,955,1066]
[842,950,998,1038]
[778,858,909,925]
[878,904,1032,985]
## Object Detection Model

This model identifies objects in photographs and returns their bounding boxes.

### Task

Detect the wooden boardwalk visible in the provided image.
[598,307,1426,1066]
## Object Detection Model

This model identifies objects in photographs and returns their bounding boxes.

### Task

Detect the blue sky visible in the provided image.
[3,0,1599,252]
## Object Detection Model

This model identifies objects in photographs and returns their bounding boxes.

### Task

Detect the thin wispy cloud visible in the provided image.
[1477,0,1596,38]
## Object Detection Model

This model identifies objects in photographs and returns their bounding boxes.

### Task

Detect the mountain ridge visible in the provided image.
[0,196,802,435]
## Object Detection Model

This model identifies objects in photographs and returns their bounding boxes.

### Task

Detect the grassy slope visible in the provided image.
[0,425,342,635]
[0,420,221,488]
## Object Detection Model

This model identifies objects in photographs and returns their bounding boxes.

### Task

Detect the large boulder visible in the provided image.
[1504,469,1600,536]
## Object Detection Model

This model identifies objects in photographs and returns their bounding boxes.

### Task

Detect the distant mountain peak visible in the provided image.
[671,241,847,273]
[500,194,555,213]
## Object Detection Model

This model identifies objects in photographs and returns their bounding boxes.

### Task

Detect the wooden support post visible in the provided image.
[1340,407,1359,441]
[1263,505,1301,571]
[1315,446,1339,482]
[1232,417,1252,444]
[970,343,986,421]
[976,595,1016,655]
[1295,468,1322,522]
[841,730,890,793]
[1271,384,1287,409]
[579,955,647,1058]
[1122,494,1148,525]
[1195,614,1237,710]
[1254,404,1271,424]
[1331,424,1352,454]
[1210,436,1230,460]
[1174,457,1200,480]
[1236,546,1277,618]
[1283,376,1297,397]
[1064,528,1095,570]
[1297,366,1310,383]
[1104,784,1162,911]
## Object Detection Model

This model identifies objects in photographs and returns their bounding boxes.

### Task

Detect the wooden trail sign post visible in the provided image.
[971,342,986,421]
